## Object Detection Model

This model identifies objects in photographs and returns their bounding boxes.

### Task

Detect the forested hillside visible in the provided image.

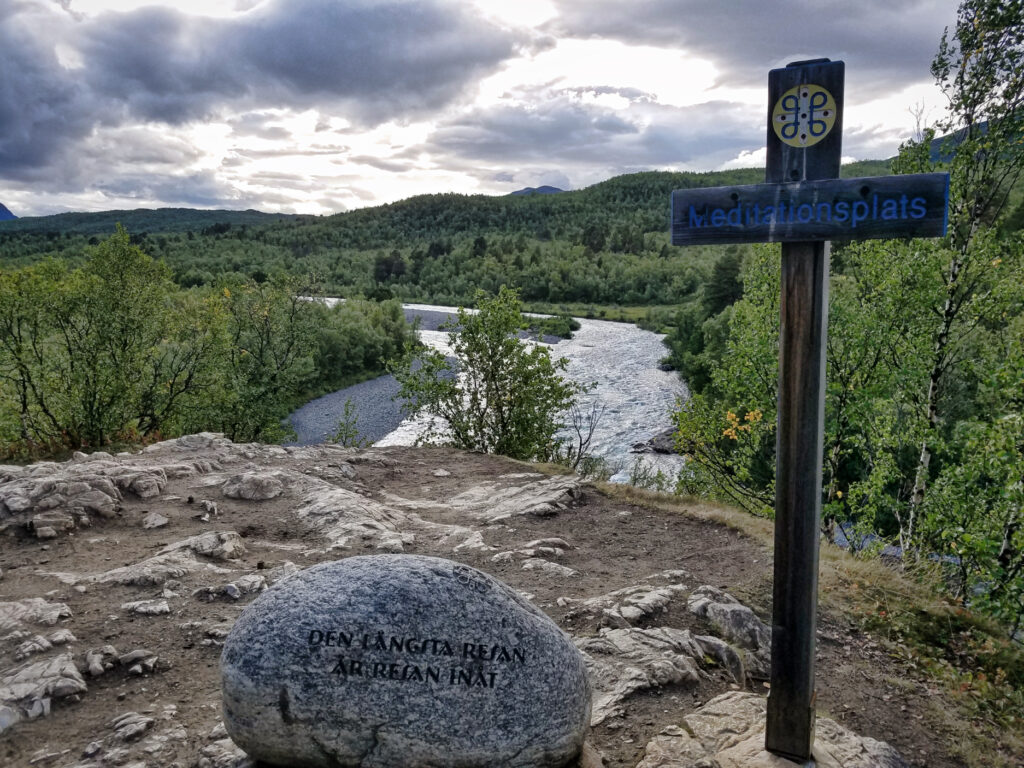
[0,162,890,309]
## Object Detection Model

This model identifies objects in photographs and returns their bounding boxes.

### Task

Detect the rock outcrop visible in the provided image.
[635,691,909,768]
[687,585,772,680]
[0,435,915,768]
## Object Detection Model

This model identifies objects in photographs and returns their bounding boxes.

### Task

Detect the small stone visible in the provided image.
[129,473,164,498]
[120,649,157,665]
[521,558,580,577]
[206,626,231,641]
[636,691,910,768]
[161,531,245,561]
[1,652,87,718]
[142,512,169,530]
[197,738,251,768]
[222,584,242,600]
[27,749,62,764]
[27,697,51,718]
[687,585,771,680]
[121,599,171,616]
[86,645,119,676]
[15,635,53,660]
[33,510,76,533]
[432,468,452,477]
[222,555,591,768]
[523,538,572,550]
[222,472,284,501]
[235,574,267,594]
[265,561,299,585]
[83,741,102,757]
[0,705,21,733]
[576,627,706,725]
[111,711,155,741]
[34,526,58,540]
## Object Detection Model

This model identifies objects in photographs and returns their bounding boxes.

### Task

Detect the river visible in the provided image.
[288,303,689,483]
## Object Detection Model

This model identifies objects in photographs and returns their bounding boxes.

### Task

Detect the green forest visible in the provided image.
[0,161,891,310]
[0,226,416,452]
[0,0,1022,642]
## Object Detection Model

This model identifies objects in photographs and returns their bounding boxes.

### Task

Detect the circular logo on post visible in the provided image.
[772,84,836,147]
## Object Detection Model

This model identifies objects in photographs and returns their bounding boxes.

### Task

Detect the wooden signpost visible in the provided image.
[671,59,948,764]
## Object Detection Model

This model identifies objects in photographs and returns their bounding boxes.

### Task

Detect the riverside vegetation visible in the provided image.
[392,286,595,466]
[0,226,416,454]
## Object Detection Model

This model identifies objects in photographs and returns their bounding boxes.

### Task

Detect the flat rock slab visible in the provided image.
[636,691,908,768]
[575,627,718,726]
[221,555,591,768]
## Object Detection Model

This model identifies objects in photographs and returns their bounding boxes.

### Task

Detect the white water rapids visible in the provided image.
[374,304,690,482]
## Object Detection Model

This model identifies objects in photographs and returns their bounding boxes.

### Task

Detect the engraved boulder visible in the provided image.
[220,555,591,768]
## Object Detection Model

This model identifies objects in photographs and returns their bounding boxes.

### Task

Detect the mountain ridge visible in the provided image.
[509,185,564,196]
[0,162,892,237]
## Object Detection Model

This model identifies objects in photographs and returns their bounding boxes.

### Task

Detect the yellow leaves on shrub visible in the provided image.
[722,408,763,440]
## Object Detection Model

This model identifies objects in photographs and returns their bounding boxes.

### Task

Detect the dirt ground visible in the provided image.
[0,442,1001,767]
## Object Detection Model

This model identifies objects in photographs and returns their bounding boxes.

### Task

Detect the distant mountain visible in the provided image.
[0,207,295,235]
[929,123,989,163]
[0,163,896,241]
[509,186,564,196]
[0,203,16,221]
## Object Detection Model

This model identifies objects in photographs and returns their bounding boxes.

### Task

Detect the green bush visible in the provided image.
[392,287,586,461]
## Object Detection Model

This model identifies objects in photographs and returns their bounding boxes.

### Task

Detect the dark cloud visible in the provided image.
[348,155,414,173]
[85,128,203,168]
[76,0,525,125]
[248,171,312,186]
[316,195,350,211]
[430,98,637,163]
[1,0,958,214]
[0,4,93,177]
[425,77,898,191]
[562,85,657,103]
[0,0,524,190]
[548,0,955,91]
[428,92,761,171]
[93,169,251,208]
[228,113,294,140]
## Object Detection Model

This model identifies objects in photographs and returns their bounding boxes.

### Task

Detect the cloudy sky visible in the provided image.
[1,0,959,217]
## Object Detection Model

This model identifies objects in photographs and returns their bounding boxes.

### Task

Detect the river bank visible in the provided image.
[288,304,689,479]
[288,306,459,445]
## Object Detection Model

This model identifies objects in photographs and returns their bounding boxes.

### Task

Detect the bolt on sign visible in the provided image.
[670,59,948,765]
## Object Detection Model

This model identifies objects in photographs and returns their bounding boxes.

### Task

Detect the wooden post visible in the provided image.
[764,59,843,764]
[671,55,946,765]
